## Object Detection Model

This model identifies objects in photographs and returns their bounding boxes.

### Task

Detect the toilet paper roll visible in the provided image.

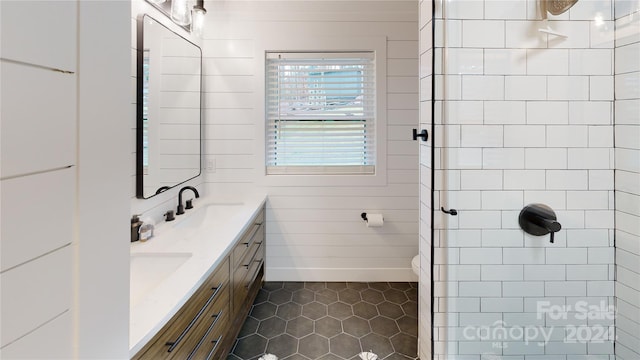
[366,213,384,227]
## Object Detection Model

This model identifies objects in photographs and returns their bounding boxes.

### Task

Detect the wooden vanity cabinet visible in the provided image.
[133,205,265,360]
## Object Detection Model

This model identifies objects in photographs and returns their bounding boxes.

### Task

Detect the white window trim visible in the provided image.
[254,35,388,188]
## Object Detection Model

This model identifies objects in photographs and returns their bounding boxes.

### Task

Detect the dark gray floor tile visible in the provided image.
[284,282,305,291]
[266,334,298,358]
[343,316,371,338]
[257,316,286,338]
[302,301,328,320]
[390,333,417,358]
[277,302,302,320]
[292,289,315,305]
[251,302,277,320]
[232,333,268,359]
[389,282,413,291]
[377,301,404,320]
[346,282,369,291]
[314,316,342,338]
[316,288,339,305]
[284,354,311,360]
[269,288,293,305]
[369,283,391,292]
[327,302,353,320]
[299,333,330,359]
[396,316,418,337]
[383,289,408,304]
[338,288,362,304]
[255,288,270,304]
[405,287,418,302]
[238,316,259,337]
[329,333,361,359]
[360,333,394,359]
[319,353,344,360]
[287,317,314,338]
[401,301,418,318]
[263,282,284,291]
[305,282,326,291]
[326,282,348,291]
[361,289,384,305]
[353,301,378,320]
[370,316,400,337]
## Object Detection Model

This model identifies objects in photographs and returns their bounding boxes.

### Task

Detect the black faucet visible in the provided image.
[177,186,200,215]
[519,204,562,243]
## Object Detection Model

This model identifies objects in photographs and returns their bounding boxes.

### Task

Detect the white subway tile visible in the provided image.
[524,265,566,280]
[569,49,613,76]
[481,298,524,313]
[484,49,527,75]
[547,21,591,48]
[485,0,527,19]
[503,281,545,296]
[506,20,548,48]
[445,0,484,19]
[483,148,525,169]
[462,20,505,48]
[616,148,640,173]
[503,341,545,355]
[459,312,503,326]
[555,210,586,228]
[481,191,523,210]
[481,229,524,247]
[589,125,614,148]
[484,101,526,124]
[567,191,610,210]
[462,76,505,100]
[434,19,463,48]
[591,20,615,48]
[589,170,614,190]
[569,101,612,125]
[615,42,640,75]
[461,125,504,147]
[524,191,567,209]
[439,265,482,281]
[446,49,484,75]
[615,125,640,150]
[459,248,503,264]
[545,342,587,355]
[446,192,482,211]
[505,76,547,100]
[444,148,483,169]
[460,170,503,190]
[566,229,610,247]
[504,170,546,190]
[441,229,482,247]
[481,264,524,280]
[547,125,588,147]
[546,248,588,264]
[434,282,458,297]
[504,248,546,264]
[458,211,502,229]
[504,125,546,147]
[525,148,567,169]
[439,298,480,313]
[547,76,589,101]
[526,101,569,124]
[569,0,612,21]
[568,149,611,169]
[545,281,587,296]
[566,265,609,280]
[590,76,614,100]
[435,75,462,100]
[459,281,502,297]
[587,281,614,296]
[527,49,569,75]
[442,101,484,124]
[615,72,640,101]
[503,312,545,327]
[585,210,615,229]
[524,297,565,312]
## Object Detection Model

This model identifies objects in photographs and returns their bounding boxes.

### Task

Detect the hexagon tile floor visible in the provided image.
[226,282,419,360]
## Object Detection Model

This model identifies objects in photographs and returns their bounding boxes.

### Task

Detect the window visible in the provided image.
[266,52,376,175]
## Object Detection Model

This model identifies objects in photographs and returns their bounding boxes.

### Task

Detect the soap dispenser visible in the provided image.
[131,215,143,242]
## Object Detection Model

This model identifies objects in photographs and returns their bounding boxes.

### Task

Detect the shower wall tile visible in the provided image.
[434,0,617,357]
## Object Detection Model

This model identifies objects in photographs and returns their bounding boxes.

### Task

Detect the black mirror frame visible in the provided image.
[136,14,203,199]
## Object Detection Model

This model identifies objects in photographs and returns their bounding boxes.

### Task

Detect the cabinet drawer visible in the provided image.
[134,258,229,360]
[231,209,264,267]
[232,242,264,310]
[167,288,229,360]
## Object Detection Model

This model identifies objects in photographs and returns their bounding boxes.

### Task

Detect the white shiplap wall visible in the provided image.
[201,0,420,281]
[614,1,640,359]
[432,0,616,358]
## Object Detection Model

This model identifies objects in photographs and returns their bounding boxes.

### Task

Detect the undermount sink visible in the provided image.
[130,252,192,306]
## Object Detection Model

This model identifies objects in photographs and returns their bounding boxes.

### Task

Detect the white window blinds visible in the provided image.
[266,52,376,175]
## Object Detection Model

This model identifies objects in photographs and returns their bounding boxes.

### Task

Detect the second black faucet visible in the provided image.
[177,186,200,215]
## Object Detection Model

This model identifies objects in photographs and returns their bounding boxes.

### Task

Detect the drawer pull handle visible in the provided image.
[165,282,223,352]
[246,260,264,289]
[243,245,262,269]
[205,335,223,360]
[186,311,224,360]
[242,223,262,247]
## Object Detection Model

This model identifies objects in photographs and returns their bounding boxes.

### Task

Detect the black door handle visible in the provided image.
[412,129,428,141]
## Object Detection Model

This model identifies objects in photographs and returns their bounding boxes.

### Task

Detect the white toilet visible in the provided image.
[411,254,420,276]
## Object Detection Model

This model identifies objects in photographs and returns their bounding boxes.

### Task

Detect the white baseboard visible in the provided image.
[265,267,419,282]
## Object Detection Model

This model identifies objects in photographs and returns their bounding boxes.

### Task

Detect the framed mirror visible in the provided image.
[136,14,202,199]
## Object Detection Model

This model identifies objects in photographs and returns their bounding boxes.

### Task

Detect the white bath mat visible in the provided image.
[359,351,379,360]
[258,354,278,360]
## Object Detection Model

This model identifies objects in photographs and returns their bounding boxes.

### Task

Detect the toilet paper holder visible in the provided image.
[361,212,369,222]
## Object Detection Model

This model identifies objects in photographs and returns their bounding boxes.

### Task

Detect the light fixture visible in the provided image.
[171,0,192,26]
[147,0,166,4]
[192,0,207,38]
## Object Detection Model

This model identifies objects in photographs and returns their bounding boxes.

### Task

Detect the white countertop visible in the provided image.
[129,193,267,357]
